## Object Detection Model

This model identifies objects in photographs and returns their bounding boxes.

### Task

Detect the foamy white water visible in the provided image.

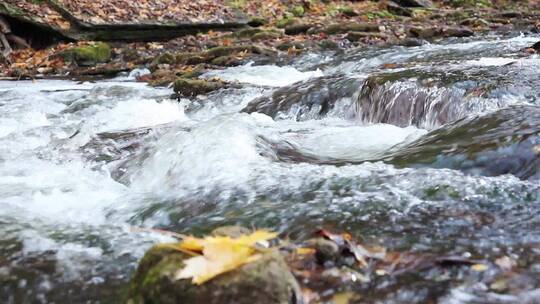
[203,62,324,86]
[1,33,540,303]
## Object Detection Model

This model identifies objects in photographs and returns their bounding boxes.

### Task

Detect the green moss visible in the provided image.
[204,45,254,58]
[449,0,491,7]
[251,31,281,41]
[338,6,357,17]
[128,246,301,304]
[291,5,305,17]
[228,0,247,9]
[276,17,296,28]
[71,43,112,66]
[173,78,227,97]
[153,52,176,65]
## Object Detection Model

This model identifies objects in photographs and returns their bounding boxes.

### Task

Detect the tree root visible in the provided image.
[0,15,12,63]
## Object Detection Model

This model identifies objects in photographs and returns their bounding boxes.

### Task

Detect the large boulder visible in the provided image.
[127,246,302,304]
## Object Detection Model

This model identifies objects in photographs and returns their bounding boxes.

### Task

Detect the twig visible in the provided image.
[129,226,189,240]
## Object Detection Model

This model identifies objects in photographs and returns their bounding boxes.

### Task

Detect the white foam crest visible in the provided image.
[203,62,324,87]
[0,158,126,224]
[465,57,518,66]
[284,123,427,160]
[129,114,269,196]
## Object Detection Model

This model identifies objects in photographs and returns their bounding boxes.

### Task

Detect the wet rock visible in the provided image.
[317,40,340,50]
[306,238,340,265]
[386,1,413,17]
[398,37,427,47]
[173,78,229,98]
[346,31,388,42]
[354,74,464,128]
[127,246,302,304]
[284,23,313,35]
[58,43,112,66]
[277,41,306,51]
[408,26,473,39]
[392,0,433,7]
[530,41,540,53]
[386,106,540,180]
[442,26,474,38]
[408,26,438,39]
[319,22,380,35]
[242,76,363,121]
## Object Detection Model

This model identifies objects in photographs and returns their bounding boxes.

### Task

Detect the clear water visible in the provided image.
[1,34,539,303]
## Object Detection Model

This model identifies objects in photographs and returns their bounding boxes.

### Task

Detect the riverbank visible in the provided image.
[1,0,540,85]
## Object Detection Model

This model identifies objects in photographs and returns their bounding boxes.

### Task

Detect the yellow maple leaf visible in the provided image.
[174,230,277,284]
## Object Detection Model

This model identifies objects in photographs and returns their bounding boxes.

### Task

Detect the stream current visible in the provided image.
[1,33,540,303]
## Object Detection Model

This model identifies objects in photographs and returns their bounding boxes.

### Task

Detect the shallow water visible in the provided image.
[1,34,539,303]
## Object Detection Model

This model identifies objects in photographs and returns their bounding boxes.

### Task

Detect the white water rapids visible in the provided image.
[1,34,539,303]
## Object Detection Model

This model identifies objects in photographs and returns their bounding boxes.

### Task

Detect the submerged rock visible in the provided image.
[127,246,302,304]
[354,74,464,128]
[386,106,540,180]
[242,75,363,120]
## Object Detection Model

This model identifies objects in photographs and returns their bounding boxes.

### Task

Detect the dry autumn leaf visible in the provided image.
[173,230,278,284]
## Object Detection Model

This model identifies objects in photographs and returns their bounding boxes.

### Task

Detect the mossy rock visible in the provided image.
[346,31,388,42]
[127,246,301,304]
[203,45,255,59]
[276,17,296,29]
[284,23,314,35]
[459,18,490,27]
[317,39,340,50]
[175,52,207,65]
[152,52,176,65]
[173,78,228,97]
[276,41,306,51]
[338,6,358,17]
[177,65,207,79]
[233,28,267,38]
[59,43,112,67]
[251,31,282,41]
[320,22,380,35]
[211,55,243,66]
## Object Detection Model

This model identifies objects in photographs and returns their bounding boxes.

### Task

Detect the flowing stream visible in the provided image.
[1,33,540,303]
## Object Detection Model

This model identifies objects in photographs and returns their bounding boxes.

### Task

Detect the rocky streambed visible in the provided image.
[1,31,540,303]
